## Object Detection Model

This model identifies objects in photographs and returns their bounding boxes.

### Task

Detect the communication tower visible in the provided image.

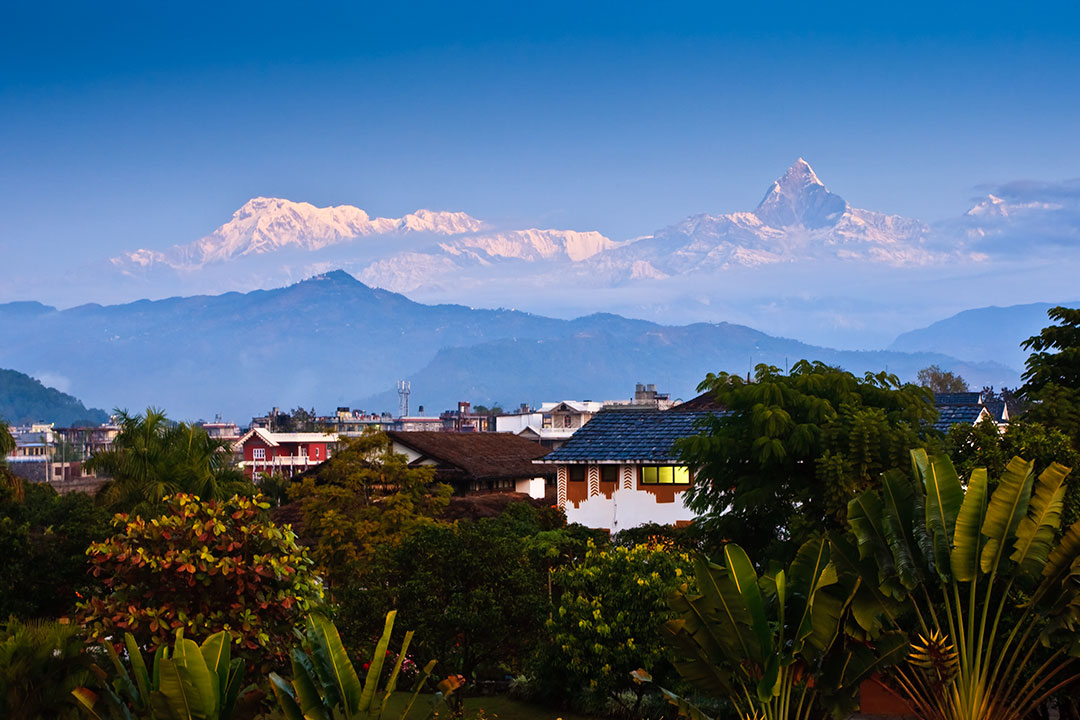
[397,380,411,418]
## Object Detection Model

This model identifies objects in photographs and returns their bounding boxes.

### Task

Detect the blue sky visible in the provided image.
[2,0,1080,285]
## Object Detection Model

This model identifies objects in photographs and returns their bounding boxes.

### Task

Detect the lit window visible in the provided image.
[252,448,266,460]
[640,466,691,485]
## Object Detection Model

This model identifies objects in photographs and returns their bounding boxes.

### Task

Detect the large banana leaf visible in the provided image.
[787,537,836,655]
[124,633,152,710]
[722,544,777,700]
[949,467,987,582]
[1012,462,1071,581]
[915,451,963,582]
[358,610,397,713]
[306,612,363,716]
[980,456,1035,573]
[692,556,760,660]
[199,631,230,706]
[172,631,217,719]
[880,469,920,591]
[267,673,304,720]
[1043,520,1080,589]
[154,655,209,720]
[289,648,330,720]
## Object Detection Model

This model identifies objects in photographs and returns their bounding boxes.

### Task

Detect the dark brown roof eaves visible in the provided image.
[387,431,555,481]
[667,391,725,412]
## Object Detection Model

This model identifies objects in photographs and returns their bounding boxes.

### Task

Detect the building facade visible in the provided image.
[234,428,336,479]
[536,409,717,531]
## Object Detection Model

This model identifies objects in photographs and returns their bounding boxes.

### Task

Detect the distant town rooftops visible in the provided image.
[234,427,337,449]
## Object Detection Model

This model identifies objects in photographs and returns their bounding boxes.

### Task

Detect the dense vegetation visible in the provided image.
[1,306,1079,720]
[0,367,109,426]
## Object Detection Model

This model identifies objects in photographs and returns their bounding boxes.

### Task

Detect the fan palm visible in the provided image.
[836,449,1080,720]
[86,408,249,513]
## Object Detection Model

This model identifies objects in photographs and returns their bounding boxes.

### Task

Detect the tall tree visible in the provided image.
[85,408,251,514]
[0,419,21,500]
[1019,306,1080,443]
[677,360,938,562]
[916,364,969,393]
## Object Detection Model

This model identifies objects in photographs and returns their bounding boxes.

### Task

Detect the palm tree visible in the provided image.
[86,408,251,513]
[0,419,22,501]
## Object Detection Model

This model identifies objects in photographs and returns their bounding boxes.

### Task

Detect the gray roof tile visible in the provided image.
[536,410,720,463]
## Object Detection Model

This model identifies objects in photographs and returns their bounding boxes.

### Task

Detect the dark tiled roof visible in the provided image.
[386,431,555,481]
[934,392,982,406]
[668,391,725,412]
[933,404,987,432]
[537,410,719,463]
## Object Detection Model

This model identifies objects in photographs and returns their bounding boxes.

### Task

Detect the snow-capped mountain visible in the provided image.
[113,197,490,271]
[584,158,940,279]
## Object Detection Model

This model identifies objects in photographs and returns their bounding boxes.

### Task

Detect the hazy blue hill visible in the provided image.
[359,324,1017,412]
[888,302,1077,373]
[0,368,109,426]
[0,271,1019,421]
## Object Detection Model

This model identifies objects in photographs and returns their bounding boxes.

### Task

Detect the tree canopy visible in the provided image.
[677,360,938,562]
[916,364,969,393]
[85,408,252,514]
[1019,306,1080,445]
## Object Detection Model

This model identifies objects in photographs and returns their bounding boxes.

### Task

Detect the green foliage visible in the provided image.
[917,365,969,393]
[0,481,110,619]
[0,368,109,426]
[269,611,459,720]
[73,628,251,720]
[1019,306,1080,447]
[652,540,904,720]
[76,493,323,673]
[292,430,449,595]
[0,617,95,720]
[947,418,1080,527]
[678,360,937,562]
[386,507,550,681]
[839,449,1080,720]
[537,541,692,713]
[86,408,253,515]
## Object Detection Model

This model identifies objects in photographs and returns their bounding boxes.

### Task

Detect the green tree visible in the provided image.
[677,361,938,562]
[917,365,969,393]
[836,449,1080,720]
[292,430,450,596]
[76,493,323,673]
[0,418,20,500]
[536,541,693,716]
[85,408,252,514]
[389,510,549,683]
[0,482,110,619]
[1019,306,1080,445]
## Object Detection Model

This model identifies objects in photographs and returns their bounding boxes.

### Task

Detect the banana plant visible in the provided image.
[647,538,908,720]
[269,610,460,720]
[72,629,249,720]
[836,449,1080,720]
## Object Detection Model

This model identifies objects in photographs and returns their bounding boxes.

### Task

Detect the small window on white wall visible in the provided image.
[315,447,321,459]
[252,447,266,460]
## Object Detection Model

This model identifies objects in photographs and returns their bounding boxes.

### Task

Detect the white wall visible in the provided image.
[564,486,698,531]
[515,477,547,499]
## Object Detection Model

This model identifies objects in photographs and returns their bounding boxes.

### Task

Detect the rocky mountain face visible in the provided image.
[110,159,946,290]
[0,272,1017,421]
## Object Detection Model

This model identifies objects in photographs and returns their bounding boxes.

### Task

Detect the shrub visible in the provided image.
[76,493,323,672]
[534,541,692,716]
[0,617,94,720]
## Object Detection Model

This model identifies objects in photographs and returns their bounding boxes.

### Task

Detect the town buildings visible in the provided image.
[234,427,337,479]
[387,430,554,498]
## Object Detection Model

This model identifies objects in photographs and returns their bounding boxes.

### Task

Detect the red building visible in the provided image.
[234,428,336,479]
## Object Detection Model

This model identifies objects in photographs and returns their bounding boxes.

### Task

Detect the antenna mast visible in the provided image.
[397,380,411,418]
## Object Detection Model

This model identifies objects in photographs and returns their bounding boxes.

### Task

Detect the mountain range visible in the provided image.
[0,368,109,426]
[86,158,1080,352]
[0,272,1019,421]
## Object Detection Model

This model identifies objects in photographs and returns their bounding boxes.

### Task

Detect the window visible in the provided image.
[640,465,691,485]
[315,447,321,459]
[601,465,619,483]
[252,447,266,460]
[568,465,586,482]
